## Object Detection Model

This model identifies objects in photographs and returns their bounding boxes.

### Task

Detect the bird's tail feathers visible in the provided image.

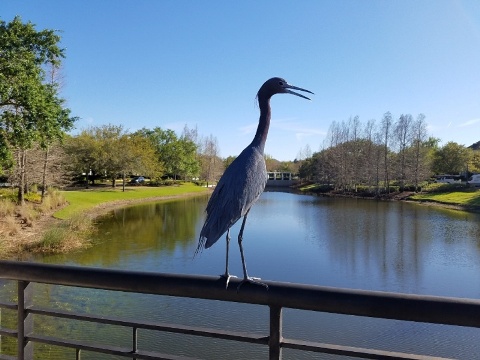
[194,235,207,258]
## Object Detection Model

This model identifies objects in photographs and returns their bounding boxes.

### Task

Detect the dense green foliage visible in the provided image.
[134,127,199,181]
[64,124,162,187]
[0,17,76,203]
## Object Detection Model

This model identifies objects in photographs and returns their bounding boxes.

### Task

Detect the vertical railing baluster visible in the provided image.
[269,305,282,360]
[17,281,33,360]
[76,348,81,360]
[132,327,138,359]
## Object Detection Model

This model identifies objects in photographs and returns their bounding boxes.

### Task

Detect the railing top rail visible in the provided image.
[1,260,480,328]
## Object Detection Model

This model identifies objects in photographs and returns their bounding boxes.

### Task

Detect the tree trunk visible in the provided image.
[17,149,26,205]
[41,147,49,202]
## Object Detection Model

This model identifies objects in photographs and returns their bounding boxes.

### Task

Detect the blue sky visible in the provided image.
[2,1,480,161]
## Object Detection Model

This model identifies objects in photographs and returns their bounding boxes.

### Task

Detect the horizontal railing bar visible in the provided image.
[282,338,453,360]
[0,328,17,338]
[0,301,17,310]
[1,261,480,328]
[28,333,200,360]
[29,306,269,345]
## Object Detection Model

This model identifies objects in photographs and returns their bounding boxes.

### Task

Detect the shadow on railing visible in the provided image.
[0,260,479,359]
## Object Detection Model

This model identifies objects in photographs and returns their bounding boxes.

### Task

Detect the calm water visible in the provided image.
[2,191,480,359]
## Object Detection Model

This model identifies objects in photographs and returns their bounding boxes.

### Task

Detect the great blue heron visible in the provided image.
[196,77,313,289]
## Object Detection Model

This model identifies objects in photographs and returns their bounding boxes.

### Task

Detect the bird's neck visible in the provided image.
[251,96,271,153]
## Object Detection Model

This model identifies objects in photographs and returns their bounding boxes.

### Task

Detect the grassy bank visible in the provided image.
[408,184,480,210]
[0,183,210,258]
[299,182,480,211]
[55,183,210,219]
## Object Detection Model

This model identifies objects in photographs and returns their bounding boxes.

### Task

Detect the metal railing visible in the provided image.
[0,260,480,359]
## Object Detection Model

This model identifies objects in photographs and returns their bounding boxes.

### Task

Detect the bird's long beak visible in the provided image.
[284,83,314,100]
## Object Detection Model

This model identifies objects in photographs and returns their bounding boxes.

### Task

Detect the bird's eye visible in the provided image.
[279,81,284,86]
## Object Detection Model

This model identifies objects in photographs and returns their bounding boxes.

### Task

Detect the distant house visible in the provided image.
[469,174,480,187]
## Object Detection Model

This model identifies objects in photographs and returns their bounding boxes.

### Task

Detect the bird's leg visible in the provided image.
[221,229,237,288]
[225,229,230,277]
[237,212,268,291]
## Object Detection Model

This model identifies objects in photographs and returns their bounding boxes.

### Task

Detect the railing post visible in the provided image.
[269,305,282,360]
[17,281,33,360]
[132,327,138,360]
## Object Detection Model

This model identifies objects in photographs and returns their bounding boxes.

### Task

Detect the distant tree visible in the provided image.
[127,134,163,180]
[467,150,480,174]
[135,127,177,177]
[300,111,435,194]
[64,131,98,187]
[298,154,315,181]
[296,144,312,161]
[265,154,280,172]
[199,134,221,185]
[393,114,413,190]
[432,142,470,175]
[176,134,200,180]
[410,114,430,191]
[363,119,377,188]
[135,127,199,180]
[65,126,163,188]
[468,140,480,151]
[223,155,236,169]
[380,112,393,193]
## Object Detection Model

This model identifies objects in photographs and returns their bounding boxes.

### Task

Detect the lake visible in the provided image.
[2,191,480,359]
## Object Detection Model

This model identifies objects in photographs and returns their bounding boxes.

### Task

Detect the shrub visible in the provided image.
[0,199,15,217]
[24,191,41,203]
[17,203,40,223]
[2,216,20,236]
[39,227,66,250]
[27,213,94,253]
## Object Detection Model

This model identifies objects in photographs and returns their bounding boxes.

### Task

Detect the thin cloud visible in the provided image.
[239,123,258,135]
[458,118,480,128]
[239,118,326,140]
[272,118,326,137]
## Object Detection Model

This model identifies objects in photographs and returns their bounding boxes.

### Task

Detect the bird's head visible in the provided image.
[257,77,314,100]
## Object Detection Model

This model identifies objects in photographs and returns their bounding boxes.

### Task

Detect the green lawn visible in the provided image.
[54,183,209,219]
[410,188,480,207]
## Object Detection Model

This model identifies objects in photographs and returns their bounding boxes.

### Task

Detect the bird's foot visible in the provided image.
[237,276,269,292]
[221,273,238,289]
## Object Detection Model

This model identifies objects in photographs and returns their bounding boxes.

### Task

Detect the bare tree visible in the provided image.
[394,114,413,190]
[200,134,221,186]
[381,112,393,193]
[411,114,428,191]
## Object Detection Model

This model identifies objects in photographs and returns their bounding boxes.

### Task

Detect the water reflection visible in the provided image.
[45,196,208,268]
[45,191,480,298]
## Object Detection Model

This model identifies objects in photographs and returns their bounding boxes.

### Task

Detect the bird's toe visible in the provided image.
[221,273,238,289]
[237,277,269,292]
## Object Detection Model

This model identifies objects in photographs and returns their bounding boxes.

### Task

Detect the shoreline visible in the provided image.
[303,189,480,213]
[3,187,478,259]
[1,190,211,259]
[69,191,211,220]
